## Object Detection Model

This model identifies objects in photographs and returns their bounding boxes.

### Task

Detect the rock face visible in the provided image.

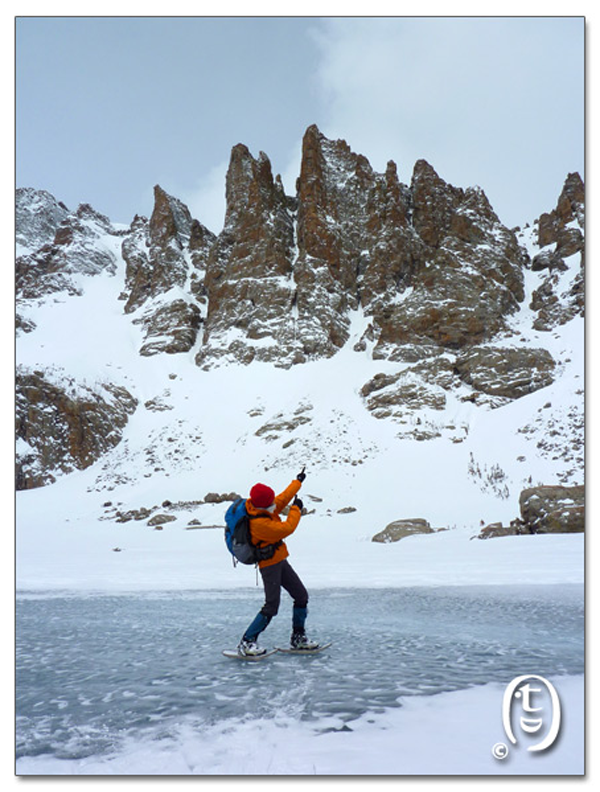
[195,124,532,368]
[360,344,557,439]
[519,485,584,534]
[530,172,584,330]
[122,185,215,356]
[454,346,556,401]
[14,125,585,491]
[360,369,447,440]
[16,201,119,304]
[15,368,138,490]
[17,126,584,370]
[134,299,202,357]
[369,160,526,357]
[294,127,381,359]
[16,187,70,253]
[197,145,296,367]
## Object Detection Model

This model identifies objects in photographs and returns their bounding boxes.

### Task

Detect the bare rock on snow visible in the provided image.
[15,367,138,490]
[530,173,584,331]
[519,485,584,534]
[454,346,556,402]
[147,514,177,526]
[135,298,202,356]
[361,371,446,420]
[16,201,119,302]
[476,485,584,538]
[16,187,70,253]
[361,362,466,440]
[203,492,241,503]
[255,411,313,441]
[372,518,435,543]
[475,519,530,539]
[121,186,214,356]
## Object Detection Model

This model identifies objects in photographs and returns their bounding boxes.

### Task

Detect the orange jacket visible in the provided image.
[246,479,302,568]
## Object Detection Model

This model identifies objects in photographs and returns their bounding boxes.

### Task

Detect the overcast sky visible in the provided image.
[16,16,584,233]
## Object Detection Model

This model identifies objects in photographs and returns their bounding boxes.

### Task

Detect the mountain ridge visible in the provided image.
[15,124,584,514]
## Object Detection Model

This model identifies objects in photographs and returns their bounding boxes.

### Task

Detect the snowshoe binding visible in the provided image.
[237,639,267,657]
[290,633,320,651]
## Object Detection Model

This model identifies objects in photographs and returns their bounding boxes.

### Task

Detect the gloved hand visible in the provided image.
[296,466,307,482]
[293,496,304,510]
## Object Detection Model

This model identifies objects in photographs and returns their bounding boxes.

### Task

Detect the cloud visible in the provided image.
[179,161,229,235]
[308,17,584,226]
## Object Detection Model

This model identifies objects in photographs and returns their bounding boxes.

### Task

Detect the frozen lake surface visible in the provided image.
[16,584,584,773]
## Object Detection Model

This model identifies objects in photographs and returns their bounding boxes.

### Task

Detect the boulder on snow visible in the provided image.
[475,519,527,539]
[372,518,435,543]
[519,485,584,534]
[455,346,556,401]
[204,492,241,503]
[115,507,152,523]
[147,514,177,526]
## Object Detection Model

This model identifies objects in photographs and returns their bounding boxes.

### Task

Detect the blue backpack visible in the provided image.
[224,498,282,566]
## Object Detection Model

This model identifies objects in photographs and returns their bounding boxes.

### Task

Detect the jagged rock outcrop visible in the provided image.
[16,201,119,303]
[196,145,297,368]
[14,126,585,494]
[360,342,556,440]
[367,161,527,357]
[196,125,531,368]
[16,127,585,373]
[122,185,215,355]
[530,173,584,330]
[16,187,70,253]
[537,173,584,255]
[123,187,191,313]
[15,367,138,490]
[293,126,378,358]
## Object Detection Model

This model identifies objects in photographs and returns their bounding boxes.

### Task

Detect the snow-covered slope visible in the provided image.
[15,216,584,591]
[15,133,585,593]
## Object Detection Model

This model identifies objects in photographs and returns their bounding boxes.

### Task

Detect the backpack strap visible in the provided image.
[247,513,283,554]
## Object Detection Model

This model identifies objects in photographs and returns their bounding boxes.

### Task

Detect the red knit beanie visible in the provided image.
[250,483,275,509]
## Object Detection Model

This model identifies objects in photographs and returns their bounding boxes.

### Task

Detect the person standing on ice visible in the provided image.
[238,468,319,656]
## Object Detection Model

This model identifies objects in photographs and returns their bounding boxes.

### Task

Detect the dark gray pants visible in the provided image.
[242,559,309,642]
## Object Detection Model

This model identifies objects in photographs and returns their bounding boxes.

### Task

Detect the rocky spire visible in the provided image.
[537,171,584,254]
[123,185,191,314]
[197,144,296,367]
[530,172,584,330]
[121,185,209,356]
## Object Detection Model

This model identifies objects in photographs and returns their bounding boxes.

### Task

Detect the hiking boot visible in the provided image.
[237,639,267,657]
[291,633,319,651]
